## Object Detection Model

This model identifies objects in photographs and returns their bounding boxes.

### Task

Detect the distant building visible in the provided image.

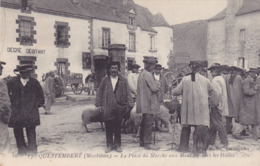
[0,0,173,83]
[207,0,260,69]
[170,20,208,68]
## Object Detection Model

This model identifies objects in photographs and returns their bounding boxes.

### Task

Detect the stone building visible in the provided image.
[207,0,260,69]
[0,0,173,84]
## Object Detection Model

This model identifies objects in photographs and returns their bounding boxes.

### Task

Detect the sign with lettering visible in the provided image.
[7,47,45,54]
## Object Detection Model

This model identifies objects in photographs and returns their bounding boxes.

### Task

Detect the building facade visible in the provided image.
[207,0,260,69]
[0,0,173,83]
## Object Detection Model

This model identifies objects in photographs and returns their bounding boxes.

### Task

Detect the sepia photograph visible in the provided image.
[0,0,260,166]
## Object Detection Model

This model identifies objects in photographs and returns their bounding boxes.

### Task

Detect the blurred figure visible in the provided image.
[85,72,96,95]
[7,64,45,155]
[153,64,167,104]
[127,64,140,101]
[43,71,55,115]
[239,68,260,140]
[0,61,12,154]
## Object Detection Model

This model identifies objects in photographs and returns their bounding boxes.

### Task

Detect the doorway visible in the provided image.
[94,55,108,89]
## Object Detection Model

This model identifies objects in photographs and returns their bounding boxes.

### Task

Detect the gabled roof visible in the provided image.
[208,0,260,21]
[1,0,170,33]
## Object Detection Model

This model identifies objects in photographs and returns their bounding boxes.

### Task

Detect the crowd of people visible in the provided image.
[0,56,260,156]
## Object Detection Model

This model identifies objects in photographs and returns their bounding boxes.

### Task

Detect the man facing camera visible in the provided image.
[95,61,134,153]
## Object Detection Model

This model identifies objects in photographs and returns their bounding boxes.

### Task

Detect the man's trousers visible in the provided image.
[140,114,154,146]
[104,118,122,148]
[13,126,37,155]
[209,107,228,146]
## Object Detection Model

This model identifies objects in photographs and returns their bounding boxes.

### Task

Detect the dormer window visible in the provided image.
[127,9,136,30]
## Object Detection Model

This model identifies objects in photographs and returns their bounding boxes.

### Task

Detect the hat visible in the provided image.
[189,61,208,70]
[14,64,34,72]
[220,65,229,71]
[143,56,158,64]
[0,61,6,68]
[229,66,243,73]
[208,63,221,70]
[248,68,258,73]
[154,64,163,70]
[132,64,140,69]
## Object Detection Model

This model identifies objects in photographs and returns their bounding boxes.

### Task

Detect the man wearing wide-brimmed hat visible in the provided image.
[223,66,244,137]
[239,68,260,140]
[0,61,12,154]
[127,63,140,100]
[172,60,216,152]
[7,64,45,155]
[208,63,229,149]
[136,56,161,150]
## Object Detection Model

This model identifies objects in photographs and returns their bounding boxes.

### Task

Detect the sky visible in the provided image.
[134,0,227,25]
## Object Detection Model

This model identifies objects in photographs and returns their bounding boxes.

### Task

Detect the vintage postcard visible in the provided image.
[0,0,260,166]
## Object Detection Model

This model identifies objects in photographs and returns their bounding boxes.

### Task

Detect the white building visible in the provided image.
[0,0,173,86]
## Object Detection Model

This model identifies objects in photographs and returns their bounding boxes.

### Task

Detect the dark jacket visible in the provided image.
[7,76,45,128]
[95,74,134,121]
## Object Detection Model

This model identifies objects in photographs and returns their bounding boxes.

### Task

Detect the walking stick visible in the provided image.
[153,113,156,145]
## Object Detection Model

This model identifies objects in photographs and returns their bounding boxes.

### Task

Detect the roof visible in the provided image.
[1,0,170,33]
[208,0,260,21]
[171,20,208,63]
[236,0,260,15]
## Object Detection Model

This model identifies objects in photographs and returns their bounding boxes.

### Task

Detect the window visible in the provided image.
[55,22,70,48]
[102,28,111,48]
[238,57,245,68]
[149,34,156,52]
[16,16,36,46]
[82,52,91,69]
[20,0,32,12]
[129,33,136,51]
[129,17,134,26]
[258,54,260,66]
[239,29,245,43]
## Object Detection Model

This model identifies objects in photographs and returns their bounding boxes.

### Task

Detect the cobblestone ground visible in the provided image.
[2,98,260,165]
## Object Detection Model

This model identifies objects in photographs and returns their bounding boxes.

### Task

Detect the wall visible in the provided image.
[0,7,91,80]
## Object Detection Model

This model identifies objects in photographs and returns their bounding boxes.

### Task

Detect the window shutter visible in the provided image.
[244,58,248,70]
[98,28,102,48]
[155,35,158,51]
[109,29,112,45]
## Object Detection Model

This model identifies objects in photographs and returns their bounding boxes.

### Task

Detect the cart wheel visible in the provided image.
[71,83,83,95]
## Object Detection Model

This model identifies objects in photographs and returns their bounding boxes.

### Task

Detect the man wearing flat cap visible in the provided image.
[208,63,229,149]
[136,56,161,150]
[127,63,140,101]
[172,61,216,152]
[7,64,45,155]
[0,61,12,154]
[239,68,260,139]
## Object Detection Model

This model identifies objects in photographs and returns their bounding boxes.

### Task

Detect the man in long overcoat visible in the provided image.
[0,61,12,154]
[136,56,161,150]
[43,71,55,114]
[239,68,260,139]
[7,64,45,155]
[208,64,228,149]
[95,61,134,153]
[172,61,215,152]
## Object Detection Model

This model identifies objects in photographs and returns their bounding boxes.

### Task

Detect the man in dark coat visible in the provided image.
[136,56,160,150]
[239,68,259,139]
[153,64,167,104]
[7,64,45,155]
[95,61,134,153]
[0,61,12,154]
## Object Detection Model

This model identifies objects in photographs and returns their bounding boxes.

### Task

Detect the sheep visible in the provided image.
[81,105,104,133]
